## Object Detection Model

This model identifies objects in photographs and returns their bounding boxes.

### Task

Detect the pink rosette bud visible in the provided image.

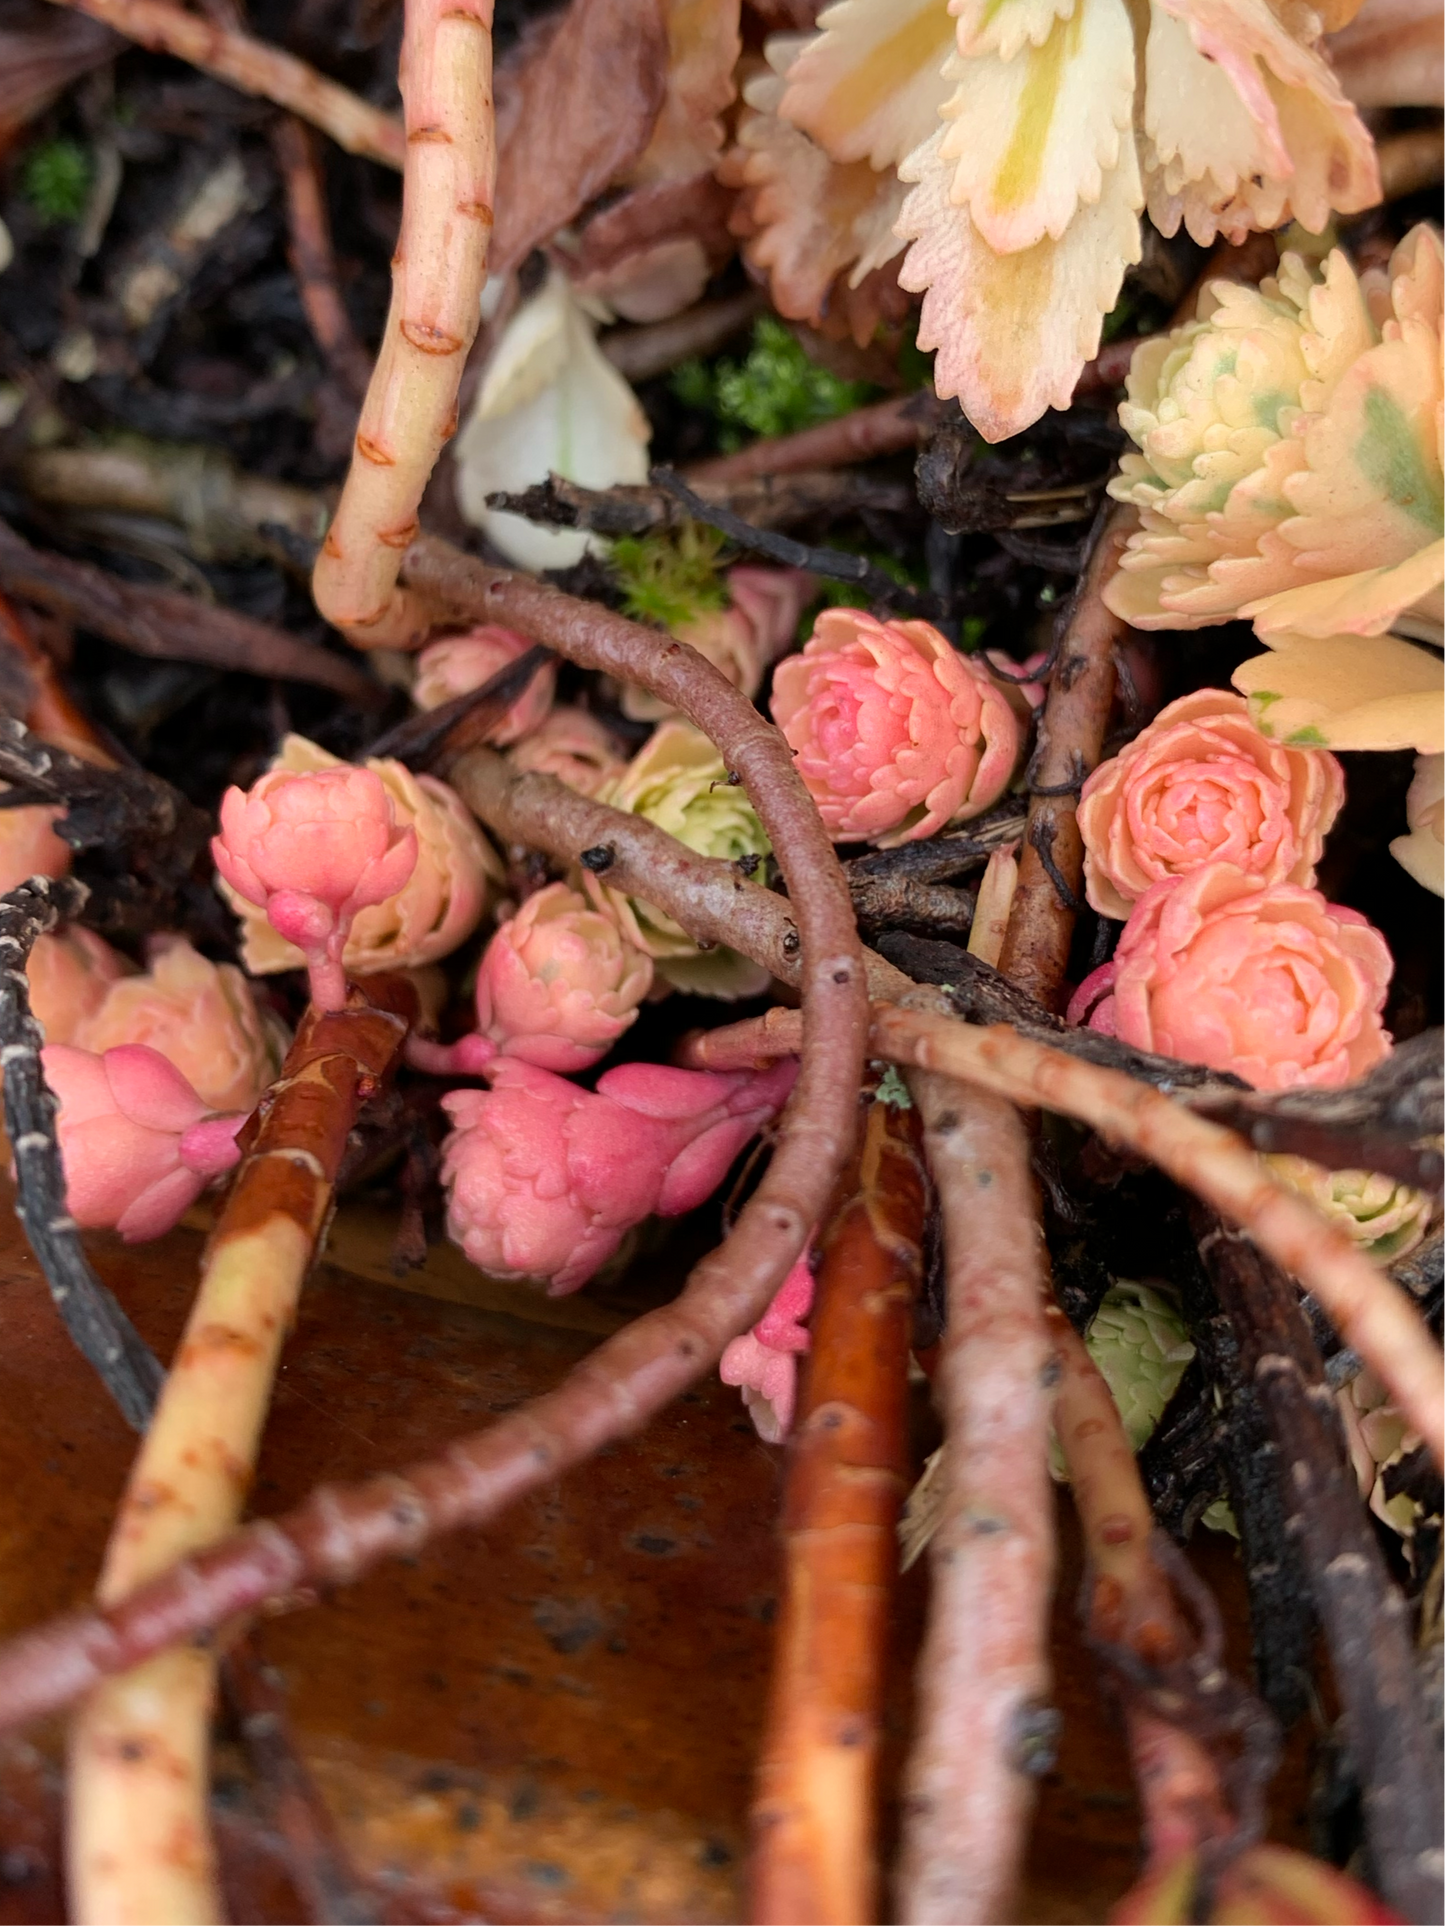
[218,736,499,984]
[719,1248,815,1442]
[769,609,1020,847]
[1078,690,1345,920]
[213,760,418,1011]
[42,1042,245,1242]
[0,802,71,894]
[413,626,555,745]
[441,1057,798,1294]
[1067,864,1393,1092]
[507,706,627,797]
[27,927,129,1044]
[474,884,653,1072]
[72,935,276,1114]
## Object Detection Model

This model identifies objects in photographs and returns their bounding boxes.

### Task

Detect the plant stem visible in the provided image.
[44,0,405,166]
[996,504,1136,1009]
[67,983,412,1926]
[1191,1209,1444,1924]
[895,1076,1056,1925]
[751,1096,927,1925]
[311,0,496,646]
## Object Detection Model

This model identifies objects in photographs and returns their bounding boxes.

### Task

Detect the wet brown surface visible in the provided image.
[0,1189,1314,1922]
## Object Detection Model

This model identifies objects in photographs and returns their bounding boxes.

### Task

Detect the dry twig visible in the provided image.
[270,116,373,403]
[996,504,1136,1007]
[1192,1211,1443,1923]
[896,1076,1056,1924]
[0,876,161,1430]
[751,1095,926,1925]
[0,516,379,703]
[43,0,405,165]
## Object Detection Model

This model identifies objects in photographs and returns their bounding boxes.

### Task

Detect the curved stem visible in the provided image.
[311,0,496,645]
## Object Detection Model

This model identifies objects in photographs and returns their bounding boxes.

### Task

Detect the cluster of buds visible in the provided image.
[441,1058,797,1294]
[770,609,1020,848]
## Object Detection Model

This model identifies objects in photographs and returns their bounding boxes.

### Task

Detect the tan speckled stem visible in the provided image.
[311,0,495,646]
[67,987,410,1926]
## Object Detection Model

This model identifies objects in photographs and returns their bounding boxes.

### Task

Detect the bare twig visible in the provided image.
[0,876,161,1430]
[311,0,496,646]
[849,874,975,941]
[0,516,380,703]
[751,1096,926,1925]
[685,395,935,486]
[222,1647,374,1926]
[896,1075,1056,1925]
[996,504,1137,1008]
[42,0,405,166]
[271,116,374,402]
[1048,1305,1271,1873]
[844,810,1027,887]
[1192,1210,1443,1923]
[649,467,937,616]
[68,983,413,1926]
[22,445,327,565]
[485,469,916,538]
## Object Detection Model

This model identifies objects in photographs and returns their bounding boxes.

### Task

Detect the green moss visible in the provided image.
[610,522,729,632]
[21,138,92,225]
[672,318,874,449]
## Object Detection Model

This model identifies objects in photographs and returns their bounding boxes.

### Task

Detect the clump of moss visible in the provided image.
[610,522,729,632]
[673,318,873,450]
[21,138,92,225]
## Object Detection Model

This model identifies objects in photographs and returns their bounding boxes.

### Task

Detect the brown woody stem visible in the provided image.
[996,505,1136,1008]
[270,116,374,402]
[43,0,405,166]
[895,1076,1056,1924]
[1191,1210,1443,1924]
[751,1096,927,1925]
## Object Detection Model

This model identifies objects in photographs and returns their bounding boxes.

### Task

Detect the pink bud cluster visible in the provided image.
[409,883,653,1078]
[213,764,418,1012]
[1069,865,1393,1092]
[1069,689,1389,1091]
[719,1248,815,1441]
[441,1058,797,1294]
[769,610,1020,847]
[43,1043,245,1242]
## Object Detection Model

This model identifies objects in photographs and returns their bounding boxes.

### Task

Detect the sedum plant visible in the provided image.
[724,0,1378,438]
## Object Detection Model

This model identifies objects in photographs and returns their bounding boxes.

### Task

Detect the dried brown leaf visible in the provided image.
[490,0,670,279]
[0,0,118,153]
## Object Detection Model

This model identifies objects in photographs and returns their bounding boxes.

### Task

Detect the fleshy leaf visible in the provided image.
[778,0,956,170]
[1232,631,1445,753]
[897,123,1142,440]
[938,0,1137,253]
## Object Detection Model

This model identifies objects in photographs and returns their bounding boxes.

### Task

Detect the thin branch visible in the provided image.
[68,983,413,1926]
[849,874,975,941]
[484,469,916,539]
[366,644,556,766]
[896,1076,1056,1925]
[0,515,380,703]
[751,1096,927,1925]
[0,876,161,1430]
[270,116,373,402]
[43,0,406,167]
[649,467,939,618]
[686,395,935,486]
[446,743,911,1001]
[843,810,1027,887]
[996,503,1137,1009]
[600,288,767,383]
[1192,1209,1443,1924]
